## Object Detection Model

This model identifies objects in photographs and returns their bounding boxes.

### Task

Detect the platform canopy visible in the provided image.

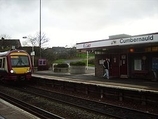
[76,32,158,50]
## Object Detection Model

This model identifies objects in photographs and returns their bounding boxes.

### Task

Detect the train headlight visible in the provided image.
[27,69,32,73]
[10,70,15,73]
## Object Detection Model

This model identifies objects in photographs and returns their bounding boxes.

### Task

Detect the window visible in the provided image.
[0,59,2,68]
[2,58,5,68]
[134,59,142,70]
[11,55,29,67]
[38,59,46,66]
[39,61,43,65]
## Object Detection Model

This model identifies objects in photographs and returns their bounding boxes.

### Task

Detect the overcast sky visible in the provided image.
[0,0,158,47]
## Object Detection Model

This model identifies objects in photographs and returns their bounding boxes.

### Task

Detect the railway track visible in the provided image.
[0,91,64,119]
[8,85,158,119]
[0,85,109,118]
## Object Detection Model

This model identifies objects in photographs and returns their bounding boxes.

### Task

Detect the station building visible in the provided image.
[76,32,158,80]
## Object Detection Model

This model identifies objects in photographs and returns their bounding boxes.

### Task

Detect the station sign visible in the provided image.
[76,33,158,50]
[31,51,35,56]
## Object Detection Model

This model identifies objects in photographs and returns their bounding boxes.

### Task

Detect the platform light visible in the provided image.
[130,48,134,52]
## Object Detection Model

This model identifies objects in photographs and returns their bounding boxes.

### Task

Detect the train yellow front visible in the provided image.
[0,50,32,81]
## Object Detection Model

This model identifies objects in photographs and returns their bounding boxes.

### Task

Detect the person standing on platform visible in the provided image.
[103,58,110,79]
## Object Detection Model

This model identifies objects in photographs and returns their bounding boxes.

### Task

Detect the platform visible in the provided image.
[0,99,39,119]
[33,69,158,93]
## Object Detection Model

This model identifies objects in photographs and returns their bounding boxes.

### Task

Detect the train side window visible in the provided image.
[0,59,2,68]
[2,58,5,68]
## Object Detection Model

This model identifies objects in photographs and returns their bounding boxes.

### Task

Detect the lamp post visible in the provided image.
[30,46,35,67]
[86,51,89,70]
[39,0,42,58]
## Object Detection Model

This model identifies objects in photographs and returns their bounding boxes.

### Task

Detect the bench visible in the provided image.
[132,70,149,79]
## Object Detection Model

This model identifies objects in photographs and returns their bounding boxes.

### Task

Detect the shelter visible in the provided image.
[76,32,158,80]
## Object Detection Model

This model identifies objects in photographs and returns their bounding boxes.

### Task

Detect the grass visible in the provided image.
[54,59,66,63]
[76,53,94,59]
[54,53,95,67]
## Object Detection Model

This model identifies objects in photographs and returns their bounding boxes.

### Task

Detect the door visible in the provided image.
[120,54,128,78]
[109,54,119,78]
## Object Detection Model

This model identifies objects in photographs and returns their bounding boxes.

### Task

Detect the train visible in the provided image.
[0,49,32,82]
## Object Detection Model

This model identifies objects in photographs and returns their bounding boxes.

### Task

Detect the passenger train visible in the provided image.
[0,49,32,82]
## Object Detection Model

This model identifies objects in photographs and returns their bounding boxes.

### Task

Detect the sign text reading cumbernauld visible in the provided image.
[120,35,153,44]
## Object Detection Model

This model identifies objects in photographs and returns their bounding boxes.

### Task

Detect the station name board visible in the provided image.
[76,33,158,50]
[120,35,153,44]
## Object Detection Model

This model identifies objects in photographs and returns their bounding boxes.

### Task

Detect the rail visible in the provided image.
[19,86,158,119]
[0,92,65,119]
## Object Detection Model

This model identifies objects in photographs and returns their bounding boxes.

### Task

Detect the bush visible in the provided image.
[54,63,69,68]
[70,61,86,66]
[88,58,95,65]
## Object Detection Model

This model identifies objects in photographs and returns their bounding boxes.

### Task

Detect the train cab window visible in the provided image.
[11,56,29,67]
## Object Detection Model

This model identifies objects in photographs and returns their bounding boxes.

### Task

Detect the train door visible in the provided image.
[109,54,119,78]
[120,54,128,78]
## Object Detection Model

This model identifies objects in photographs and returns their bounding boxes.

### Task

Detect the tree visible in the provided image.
[22,32,49,58]
[23,32,49,47]
[0,34,11,39]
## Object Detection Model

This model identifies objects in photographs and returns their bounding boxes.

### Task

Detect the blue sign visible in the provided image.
[152,58,158,70]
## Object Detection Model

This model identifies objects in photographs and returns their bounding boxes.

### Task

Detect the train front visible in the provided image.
[7,51,32,81]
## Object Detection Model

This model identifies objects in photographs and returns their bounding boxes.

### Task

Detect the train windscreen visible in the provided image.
[11,55,30,67]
